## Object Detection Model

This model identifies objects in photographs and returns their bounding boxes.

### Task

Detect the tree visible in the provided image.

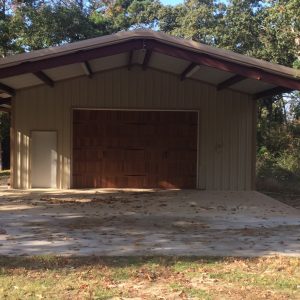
[157,0,220,44]
[9,0,161,51]
[0,0,23,56]
[258,0,299,66]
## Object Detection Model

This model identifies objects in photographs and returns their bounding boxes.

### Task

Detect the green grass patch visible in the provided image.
[0,256,299,299]
[209,270,299,291]
[170,282,212,299]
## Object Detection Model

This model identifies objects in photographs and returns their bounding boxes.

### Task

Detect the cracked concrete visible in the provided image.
[0,189,299,256]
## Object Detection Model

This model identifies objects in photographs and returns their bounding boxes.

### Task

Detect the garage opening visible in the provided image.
[72,110,198,188]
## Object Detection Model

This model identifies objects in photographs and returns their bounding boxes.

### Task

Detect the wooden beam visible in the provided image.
[33,71,54,87]
[142,49,152,70]
[146,40,300,91]
[10,97,14,187]
[82,61,93,78]
[0,83,15,96]
[217,75,246,91]
[0,40,143,80]
[0,106,10,113]
[128,50,133,70]
[253,87,293,100]
[0,98,11,105]
[180,63,198,81]
[0,38,299,91]
[251,100,257,189]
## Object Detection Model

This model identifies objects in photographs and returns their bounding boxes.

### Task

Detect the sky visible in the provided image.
[161,0,183,5]
[160,0,228,6]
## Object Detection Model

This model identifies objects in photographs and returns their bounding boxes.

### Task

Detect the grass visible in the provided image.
[0,256,299,299]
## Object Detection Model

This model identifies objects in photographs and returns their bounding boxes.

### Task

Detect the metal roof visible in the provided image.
[0,30,300,110]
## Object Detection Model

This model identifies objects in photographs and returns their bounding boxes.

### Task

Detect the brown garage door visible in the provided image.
[72,110,198,188]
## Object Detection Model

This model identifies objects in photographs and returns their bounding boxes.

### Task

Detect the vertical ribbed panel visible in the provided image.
[13,67,254,190]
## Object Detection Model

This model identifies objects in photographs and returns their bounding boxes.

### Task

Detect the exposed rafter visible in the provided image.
[217,75,246,91]
[142,49,152,70]
[180,63,198,81]
[127,50,133,71]
[145,40,300,91]
[0,38,299,91]
[0,82,15,96]
[0,40,143,80]
[33,71,54,87]
[0,98,11,105]
[0,106,10,113]
[253,87,293,100]
[82,61,93,78]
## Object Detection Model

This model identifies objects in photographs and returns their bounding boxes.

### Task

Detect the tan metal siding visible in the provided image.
[13,67,254,190]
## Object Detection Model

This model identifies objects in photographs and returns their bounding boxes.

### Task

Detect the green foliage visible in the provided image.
[7,0,162,52]
[288,91,300,120]
[158,0,219,43]
[257,119,300,191]
[1,0,299,68]
[156,0,299,67]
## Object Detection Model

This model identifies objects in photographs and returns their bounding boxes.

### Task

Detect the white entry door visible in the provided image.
[31,131,57,188]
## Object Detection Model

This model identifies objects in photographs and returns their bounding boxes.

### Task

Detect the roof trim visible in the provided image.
[0,82,15,96]
[0,40,142,80]
[148,40,300,91]
[0,30,299,92]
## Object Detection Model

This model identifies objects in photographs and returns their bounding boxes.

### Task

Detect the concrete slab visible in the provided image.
[0,189,299,257]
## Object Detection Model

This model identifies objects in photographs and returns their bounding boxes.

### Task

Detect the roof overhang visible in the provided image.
[0,30,299,112]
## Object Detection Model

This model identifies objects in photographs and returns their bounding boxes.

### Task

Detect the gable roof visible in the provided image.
[0,30,299,110]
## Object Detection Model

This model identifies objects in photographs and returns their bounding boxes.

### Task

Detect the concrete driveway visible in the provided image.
[0,189,299,257]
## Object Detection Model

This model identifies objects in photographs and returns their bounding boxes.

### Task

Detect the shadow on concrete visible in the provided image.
[0,189,300,257]
[0,255,230,270]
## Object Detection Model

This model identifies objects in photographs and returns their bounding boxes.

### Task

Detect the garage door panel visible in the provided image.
[124,161,146,175]
[73,149,83,160]
[124,149,145,160]
[102,176,128,188]
[139,124,156,136]
[86,149,103,160]
[126,175,147,188]
[85,160,102,173]
[103,138,120,148]
[163,176,196,188]
[166,162,196,176]
[146,163,160,175]
[167,139,196,149]
[103,149,125,160]
[75,175,96,188]
[168,149,197,161]
[73,161,86,175]
[73,110,198,188]
[103,160,124,174]
[73,110,89,122]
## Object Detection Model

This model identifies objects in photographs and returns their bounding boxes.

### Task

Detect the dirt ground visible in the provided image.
[0,189,300,257]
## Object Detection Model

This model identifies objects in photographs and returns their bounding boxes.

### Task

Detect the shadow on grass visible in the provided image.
[0,255,239,271]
